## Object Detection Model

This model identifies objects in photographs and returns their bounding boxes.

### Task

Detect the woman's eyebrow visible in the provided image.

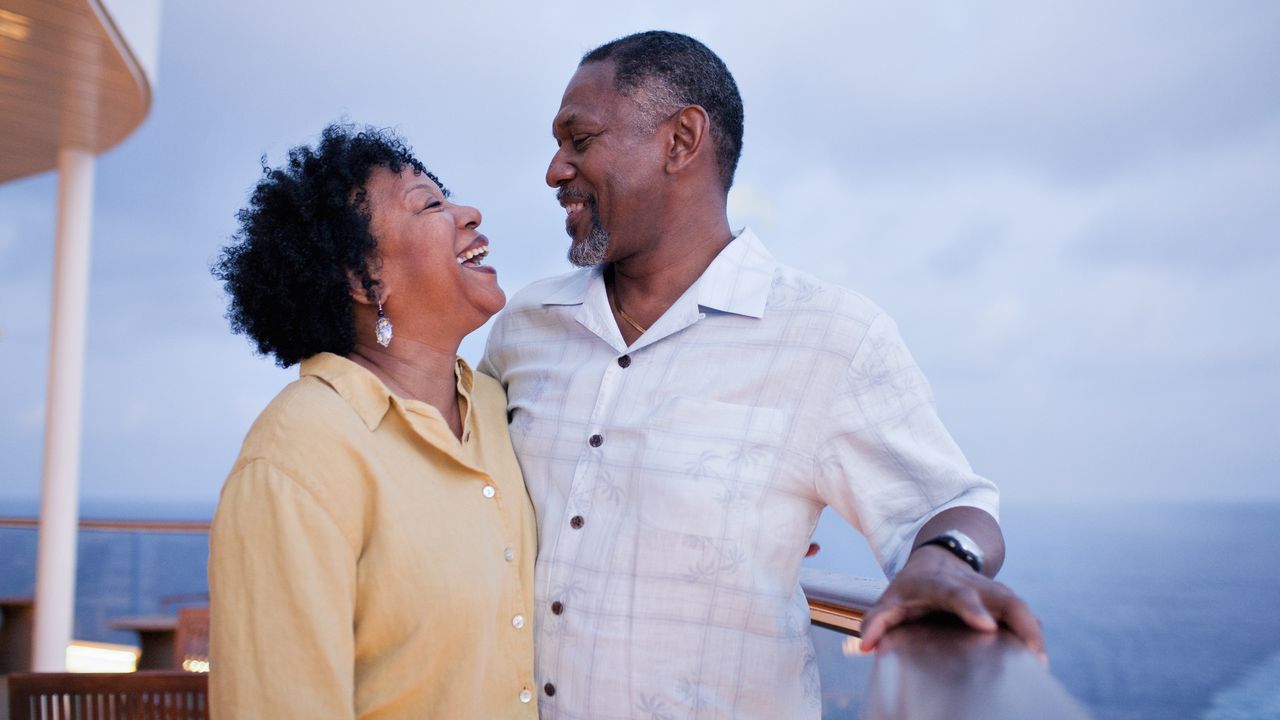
[404,183,437,199]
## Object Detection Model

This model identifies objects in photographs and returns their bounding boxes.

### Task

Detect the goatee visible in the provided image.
[568,204,610,267]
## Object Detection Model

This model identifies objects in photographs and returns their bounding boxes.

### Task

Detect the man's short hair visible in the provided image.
[582,30,744,192]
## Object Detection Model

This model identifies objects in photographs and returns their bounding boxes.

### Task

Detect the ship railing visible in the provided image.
[0,519,1090,718]
[799,567,1092,719]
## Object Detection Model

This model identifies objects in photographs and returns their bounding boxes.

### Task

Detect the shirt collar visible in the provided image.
[299,352,475,432]
[693,227,775,319]
[541,267,598,306]
[539,226,776,319]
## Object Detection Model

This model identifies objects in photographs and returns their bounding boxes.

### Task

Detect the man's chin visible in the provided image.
[567,251,604,269]
[568,232,610,267]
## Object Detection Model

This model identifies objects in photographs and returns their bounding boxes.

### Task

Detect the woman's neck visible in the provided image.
[348,336,464,439]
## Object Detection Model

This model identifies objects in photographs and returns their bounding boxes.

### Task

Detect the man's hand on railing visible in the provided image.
[857,545,1046,663]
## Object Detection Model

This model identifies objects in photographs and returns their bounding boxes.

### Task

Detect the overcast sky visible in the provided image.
[1,0,1277,516]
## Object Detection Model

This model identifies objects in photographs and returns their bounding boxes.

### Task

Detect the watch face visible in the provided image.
[926,532,983,573]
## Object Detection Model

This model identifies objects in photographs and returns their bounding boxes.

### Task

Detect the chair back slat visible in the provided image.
[6,672,208,720]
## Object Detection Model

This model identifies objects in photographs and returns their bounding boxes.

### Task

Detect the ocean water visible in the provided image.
[1,501,1277,719]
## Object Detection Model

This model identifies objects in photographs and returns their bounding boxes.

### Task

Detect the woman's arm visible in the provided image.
[209,459,358,719]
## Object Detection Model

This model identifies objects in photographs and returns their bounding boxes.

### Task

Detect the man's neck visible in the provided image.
[348,336,464,438]
[608,215,733,344]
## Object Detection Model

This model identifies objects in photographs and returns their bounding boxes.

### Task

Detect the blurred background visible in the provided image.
[1,1,1277,718]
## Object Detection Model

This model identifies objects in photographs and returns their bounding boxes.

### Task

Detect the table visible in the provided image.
[108,615,177,670]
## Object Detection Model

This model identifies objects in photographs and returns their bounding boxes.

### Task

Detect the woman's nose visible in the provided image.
[457,202,482,229]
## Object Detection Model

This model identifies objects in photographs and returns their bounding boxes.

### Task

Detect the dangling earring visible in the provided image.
[375,303,393,347]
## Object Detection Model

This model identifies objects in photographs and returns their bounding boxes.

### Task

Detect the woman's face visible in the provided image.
[364,165,505,340]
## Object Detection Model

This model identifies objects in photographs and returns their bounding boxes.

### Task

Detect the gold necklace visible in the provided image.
[608,278,649,334]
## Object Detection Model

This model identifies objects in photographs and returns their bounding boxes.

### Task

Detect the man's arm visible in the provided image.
[858,506,1045,658]
[809,311,1043,656]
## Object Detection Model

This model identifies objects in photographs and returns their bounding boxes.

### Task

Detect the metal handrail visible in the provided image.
[0,517,209,533]
[800,567,885,635]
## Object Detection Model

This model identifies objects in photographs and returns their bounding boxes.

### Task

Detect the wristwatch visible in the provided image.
[918,530,984,574]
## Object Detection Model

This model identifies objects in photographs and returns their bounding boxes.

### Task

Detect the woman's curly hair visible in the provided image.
[213,123,445,367]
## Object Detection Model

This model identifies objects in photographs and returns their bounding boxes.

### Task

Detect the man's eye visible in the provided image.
[572,135,593,150]
[423,200,442,211]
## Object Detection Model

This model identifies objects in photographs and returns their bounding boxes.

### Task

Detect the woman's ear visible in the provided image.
[347,271,383,306]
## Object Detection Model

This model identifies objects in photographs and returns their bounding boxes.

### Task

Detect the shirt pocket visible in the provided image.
[636,395,793,539]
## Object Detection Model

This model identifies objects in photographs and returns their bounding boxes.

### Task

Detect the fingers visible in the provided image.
[858,563,1044,664]
[858,602,908,651]
[990,590,1046,659]
[946,586,999,634]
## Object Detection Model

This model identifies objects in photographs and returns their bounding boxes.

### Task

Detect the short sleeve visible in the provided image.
[813,312,999,578]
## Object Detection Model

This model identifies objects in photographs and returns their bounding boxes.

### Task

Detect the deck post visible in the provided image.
[32,147,96,671]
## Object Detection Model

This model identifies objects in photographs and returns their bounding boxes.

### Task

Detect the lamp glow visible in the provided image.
[65,640,140,673]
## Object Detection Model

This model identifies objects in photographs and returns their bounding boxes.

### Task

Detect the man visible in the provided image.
[480,30,1043,719]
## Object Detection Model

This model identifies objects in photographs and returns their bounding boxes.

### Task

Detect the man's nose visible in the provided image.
[546,148,575,188]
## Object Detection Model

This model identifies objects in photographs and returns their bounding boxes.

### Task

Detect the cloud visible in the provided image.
[1068,123,1280,270]
[1,0,1277,509]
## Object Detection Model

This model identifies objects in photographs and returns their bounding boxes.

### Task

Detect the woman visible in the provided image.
[209,124,537,719]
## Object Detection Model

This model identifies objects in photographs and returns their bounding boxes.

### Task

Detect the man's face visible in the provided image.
[547,61,666,267]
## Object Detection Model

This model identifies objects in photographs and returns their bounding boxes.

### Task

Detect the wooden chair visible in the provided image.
[5,672,208,720]
[172,608,209,673]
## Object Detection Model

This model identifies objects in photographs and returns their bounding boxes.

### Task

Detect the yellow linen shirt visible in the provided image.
[209,352,538,719]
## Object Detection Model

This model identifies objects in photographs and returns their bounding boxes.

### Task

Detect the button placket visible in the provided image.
[543,347,624,611]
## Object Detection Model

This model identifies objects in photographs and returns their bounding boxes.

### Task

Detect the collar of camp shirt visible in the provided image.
[540,227,777,353]
[299,351,476,436]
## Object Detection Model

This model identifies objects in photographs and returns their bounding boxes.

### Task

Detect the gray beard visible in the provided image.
[568,210,610,267]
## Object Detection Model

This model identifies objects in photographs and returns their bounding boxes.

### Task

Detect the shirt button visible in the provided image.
[551,601,563,615]
[544,682,557,696]
[570,515,584,529]
[588,434,603,447]
[519,689,532,704]
[512,614,525,629]
[482,485,496,499]
[504,547,515,562]
[617,355,631,368]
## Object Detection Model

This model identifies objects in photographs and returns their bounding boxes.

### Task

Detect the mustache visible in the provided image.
[556,187,596,208]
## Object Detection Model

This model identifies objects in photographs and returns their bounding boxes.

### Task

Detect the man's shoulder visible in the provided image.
[503,267,592,313]
[767,260,885,325]
[482,268,591,371]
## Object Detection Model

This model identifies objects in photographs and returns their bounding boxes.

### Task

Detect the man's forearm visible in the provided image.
[911,505,1006,577]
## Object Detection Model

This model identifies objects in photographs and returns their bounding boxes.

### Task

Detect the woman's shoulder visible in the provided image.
[469,369,510,415]
[230,371,369,477]
[254,372,362,436]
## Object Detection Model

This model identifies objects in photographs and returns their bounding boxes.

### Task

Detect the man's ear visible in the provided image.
[665,105,711,176]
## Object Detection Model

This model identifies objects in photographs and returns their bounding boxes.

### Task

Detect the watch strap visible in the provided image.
[918,531,984,574]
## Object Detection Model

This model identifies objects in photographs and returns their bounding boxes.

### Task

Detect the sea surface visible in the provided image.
[1,501,1277,719]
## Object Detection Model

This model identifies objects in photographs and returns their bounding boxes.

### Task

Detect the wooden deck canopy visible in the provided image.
[0,0,152,183]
